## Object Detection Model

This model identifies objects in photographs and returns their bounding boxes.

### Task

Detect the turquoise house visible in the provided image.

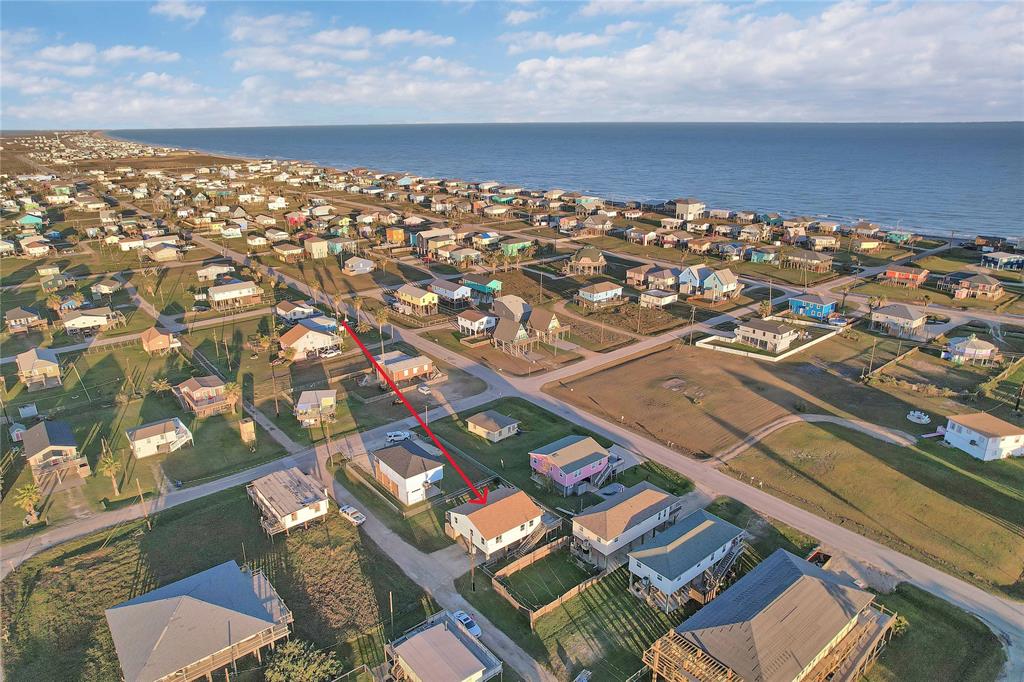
[788,293,838,320]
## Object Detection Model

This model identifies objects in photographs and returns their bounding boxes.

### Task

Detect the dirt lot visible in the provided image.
[420,329,583,376]
[545,327,1017,456]
[878,348,998,394]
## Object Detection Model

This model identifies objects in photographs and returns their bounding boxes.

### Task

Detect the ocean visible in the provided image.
[112,122,1024,239]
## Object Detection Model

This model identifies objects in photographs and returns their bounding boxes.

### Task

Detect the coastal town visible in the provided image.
[1,130,1022,682]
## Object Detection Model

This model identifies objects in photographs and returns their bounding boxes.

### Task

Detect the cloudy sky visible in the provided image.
[2,0,1022,129]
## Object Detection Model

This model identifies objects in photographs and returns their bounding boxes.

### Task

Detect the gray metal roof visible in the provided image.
[373,441,444,479]
[530,435,608,474]
[628,509,743,579]
[676,549,875,682]
[105,561,288,682]
[22,420,76,459]
[249,467,327,517]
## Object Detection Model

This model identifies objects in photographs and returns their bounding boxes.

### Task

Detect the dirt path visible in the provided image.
[711,413,919,463]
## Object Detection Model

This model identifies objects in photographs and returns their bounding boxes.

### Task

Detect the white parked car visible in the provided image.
[416,384,431,395]
[386,431,411,443]
[320,348,342,358]
[339,504,366,526]
[452,610,481,637]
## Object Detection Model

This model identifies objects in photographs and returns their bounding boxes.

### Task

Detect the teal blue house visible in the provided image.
[885,230,913,244]
[498,237,533,257]
[16,214,43,227]
[749,246,777,263]
[788,293,838,320]
[461,274,502,299]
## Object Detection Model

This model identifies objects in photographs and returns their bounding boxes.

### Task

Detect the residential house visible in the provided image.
[247,468,329,535]
[126,418,194,458]
[627,264,656,288]
[466,410,520,442]
[563,246,606,276]
[265,228,289,243]
[647,267,681,291]
[644,549,895,682]
[429,279,473,309]
[870,304,928,338]
[246,233,269,250]
[853,237,882,253]
[943,413,1024,461]
[371,441,445,505]
[208,280,263,311]
[342,256,375,276]
[278,324,341,360]
[807,234,839,252]
[15,347,62,391]
[498,236,533,257]
[272,242,304,262]
[456,309,497,336]
[640,289,679,308]
[62,307,125,335]
[5,306,47,334]
[702,268,742,302]
[175,375,234,418]
[981,251,1024,271]
[678,265,712,296]
[105,561,293,682]
[936,272,1004,300]
[90,278,122,298]
[879,265,929,288]
[139,327,181,354]
[374,350,435,385]
[145,243,180,262]
[303,236,329,259]
[461,273,502,302]
[788,293,838,320]
[529,435,611,496]
[627,509,744,612]
[735,319,800,354]
[387,611,502,682]
[293,390,337,427]
[395,284,439,317]
[576,281,623,308]
[572,482,679,569]
[944,335,1001,366]
[275,300,318,322]
[23,420,90,488]
[196,264,234,281]
[445,487,544,560]
[672,197,706,221]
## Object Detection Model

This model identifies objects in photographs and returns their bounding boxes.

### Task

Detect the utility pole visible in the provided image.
[271,362,280,416]
[865,338,878,377]
[688,306,696,345]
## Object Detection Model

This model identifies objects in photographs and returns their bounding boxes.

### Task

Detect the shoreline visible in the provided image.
[100,130,1006,243]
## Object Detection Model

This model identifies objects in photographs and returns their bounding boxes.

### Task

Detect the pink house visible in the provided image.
[529,435,611,496]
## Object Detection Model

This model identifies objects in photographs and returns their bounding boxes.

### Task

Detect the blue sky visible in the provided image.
[2,0,1022,129]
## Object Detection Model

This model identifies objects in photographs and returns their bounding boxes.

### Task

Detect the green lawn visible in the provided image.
[722,422,1024,598]
[499,548,595,610]
[457,566,688,680]
[913,247,1024,283]
[615,461,694,497]
[258,252,417,297]
[868,584,1006,682]
[422,398,611,512]
[0,487,436,681]
[704,497,819,559]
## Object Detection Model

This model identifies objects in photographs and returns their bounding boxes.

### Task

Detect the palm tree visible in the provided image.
[223,381,242,412]
[758,300,772,318]
[150,377,172,394]
[96,448,122,498]
[374,308,389,351]
[45,293,61,313]
[921,294,932,309]
[14,482,42,523]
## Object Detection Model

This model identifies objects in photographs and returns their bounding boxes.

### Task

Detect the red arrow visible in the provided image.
[340,319,489,505]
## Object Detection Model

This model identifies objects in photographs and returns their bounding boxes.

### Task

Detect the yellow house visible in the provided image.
[395,284,439,316]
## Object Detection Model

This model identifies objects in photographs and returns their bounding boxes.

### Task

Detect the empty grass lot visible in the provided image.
[703,496,819,559]
[851,280,1020,313]
[423,397,612,512]
[0,487,436,681]
[912,247,1024,283]
[457,566,688,680]
[722,422,1024,598]
[867,584,1006,682]
[615,461,695,497]
[499,548,595,609]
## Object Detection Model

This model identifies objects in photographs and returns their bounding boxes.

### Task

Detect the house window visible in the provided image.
[495,534,503,543]
[290,512,298,521]
[520,523,526,531]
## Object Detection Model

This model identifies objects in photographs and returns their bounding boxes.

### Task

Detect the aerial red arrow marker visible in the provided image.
[340,320,489,505]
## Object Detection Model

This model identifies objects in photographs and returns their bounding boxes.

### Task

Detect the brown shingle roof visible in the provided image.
[573,482,675,541]
[450,488,542,541]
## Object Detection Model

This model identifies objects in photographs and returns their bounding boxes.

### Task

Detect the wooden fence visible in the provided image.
[490,536,609,630]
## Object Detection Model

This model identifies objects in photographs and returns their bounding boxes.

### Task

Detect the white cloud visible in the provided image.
[311,26,373,47]
[505,8,546,25]
[501,31,612,55]
[578,0,693,17]
[377,29,455,47]
[36,42,96,62]
[605,20,646,35]
[228,46,352,79]
[135,71,199,94]
[229,13,312,44]
[150,1,206,23]
[407,56,478,79]
[102,45,181,63]
[2,71,68,95]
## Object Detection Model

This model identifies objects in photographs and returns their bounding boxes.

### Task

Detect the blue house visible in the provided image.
[16,214,43,228]
[788,293,838,320]
[981,251,1024,271]
[461,274,502,301]
[749,246,777,263]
